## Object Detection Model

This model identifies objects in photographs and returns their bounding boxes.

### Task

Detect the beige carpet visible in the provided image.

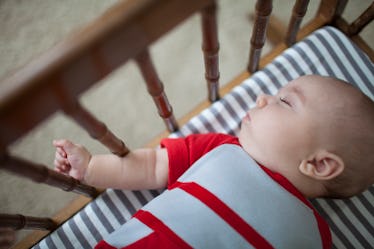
[0,0,372,243]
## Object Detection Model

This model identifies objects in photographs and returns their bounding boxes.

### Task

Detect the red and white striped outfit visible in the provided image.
[96,133,331,249]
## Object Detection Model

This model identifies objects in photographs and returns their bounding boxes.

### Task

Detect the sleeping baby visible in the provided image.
[53,75,374,248]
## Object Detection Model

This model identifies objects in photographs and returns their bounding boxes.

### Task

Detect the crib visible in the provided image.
[0,0,373,248]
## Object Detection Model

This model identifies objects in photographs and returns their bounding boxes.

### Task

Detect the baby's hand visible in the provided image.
[53,139,91,181]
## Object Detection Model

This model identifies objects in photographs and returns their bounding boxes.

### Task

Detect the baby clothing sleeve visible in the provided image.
[160,133,240,187]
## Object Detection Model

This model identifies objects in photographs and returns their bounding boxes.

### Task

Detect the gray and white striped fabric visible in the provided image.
[34,26,374,249]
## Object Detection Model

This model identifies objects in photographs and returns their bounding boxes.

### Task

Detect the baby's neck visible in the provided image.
[283,172,327,198]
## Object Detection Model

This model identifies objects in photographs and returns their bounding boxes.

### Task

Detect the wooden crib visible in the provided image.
[0,0,373,248]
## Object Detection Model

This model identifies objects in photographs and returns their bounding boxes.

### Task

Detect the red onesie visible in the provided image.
[96,133,331,249]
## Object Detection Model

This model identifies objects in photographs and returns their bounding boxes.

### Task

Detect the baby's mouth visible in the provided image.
[243,112,251,123]
[239,112,251,128]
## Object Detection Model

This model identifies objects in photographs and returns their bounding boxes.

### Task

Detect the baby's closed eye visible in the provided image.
[280,97,292,107]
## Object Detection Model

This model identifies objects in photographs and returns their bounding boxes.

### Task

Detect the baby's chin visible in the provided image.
[239,142,279,172]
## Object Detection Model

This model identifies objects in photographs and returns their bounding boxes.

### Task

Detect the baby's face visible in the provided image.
[239,75,342,173]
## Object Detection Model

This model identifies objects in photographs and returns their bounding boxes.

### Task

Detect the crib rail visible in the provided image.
[0,0,373,248]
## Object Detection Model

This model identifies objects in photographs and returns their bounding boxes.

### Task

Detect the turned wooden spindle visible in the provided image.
[248,0,273,73]
[201,1,220,102]
[62,100,130,156]
[348,2,374,35]
[285,0,310,46]
[0,153,98,198]
[342,2,374,36]
[0,214,56,231]
[52,82,129,156]
[135,49,178,132]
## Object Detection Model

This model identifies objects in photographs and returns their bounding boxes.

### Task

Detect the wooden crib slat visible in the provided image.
[13,195,92,249]
[247,0,273,73]
[61,100,130,156]
[285,0,310,46]
[0,153,98,198]
[336,2,374,36]
[53,79,129,156]
[201,1,220,102]
[316,0,347,23]
[0,214,56,231]
[349,2,374,35]
[135,49,179,132]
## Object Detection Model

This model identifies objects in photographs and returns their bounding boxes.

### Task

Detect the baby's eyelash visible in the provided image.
[280,97,291,106]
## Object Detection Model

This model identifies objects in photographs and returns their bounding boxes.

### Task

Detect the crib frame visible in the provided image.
[0,0,373,248]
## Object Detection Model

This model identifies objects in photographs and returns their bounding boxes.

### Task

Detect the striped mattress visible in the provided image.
[33,26,374,249]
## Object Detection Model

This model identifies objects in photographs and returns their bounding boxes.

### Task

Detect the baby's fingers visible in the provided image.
[54,150,70,171]
[55,163,71,174]
[55,147,66,158]
[54,160,71,174]
[53,139,70,148]
[54,149,68,164]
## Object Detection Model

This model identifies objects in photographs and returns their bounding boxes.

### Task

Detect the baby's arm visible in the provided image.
[53,139,169,190]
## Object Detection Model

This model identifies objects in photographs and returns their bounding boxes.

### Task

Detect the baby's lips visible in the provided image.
[243,112,251,123]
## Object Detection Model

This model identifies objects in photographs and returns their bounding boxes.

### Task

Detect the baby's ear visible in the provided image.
[299,150,345,181]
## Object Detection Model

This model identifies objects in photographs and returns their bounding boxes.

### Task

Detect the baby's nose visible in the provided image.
[256,94,270,108]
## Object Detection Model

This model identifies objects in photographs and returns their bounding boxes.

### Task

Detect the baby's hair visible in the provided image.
[323,81,374,198]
